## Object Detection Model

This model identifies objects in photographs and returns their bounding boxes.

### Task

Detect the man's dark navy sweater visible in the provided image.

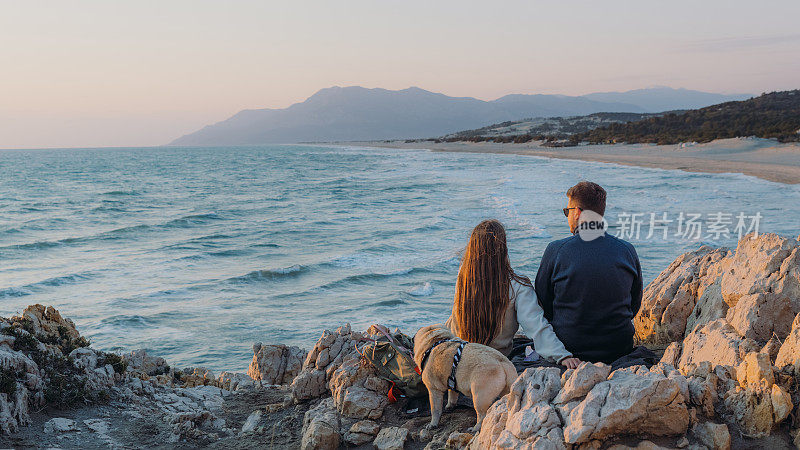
[534,233,643,364]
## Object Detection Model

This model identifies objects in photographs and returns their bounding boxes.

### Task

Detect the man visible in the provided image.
[534,181,643,364]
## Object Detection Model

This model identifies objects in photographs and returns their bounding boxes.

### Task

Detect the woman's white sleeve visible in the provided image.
[515,284,572,363]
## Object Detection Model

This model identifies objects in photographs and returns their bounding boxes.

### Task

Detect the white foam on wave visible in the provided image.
[486,194,549,239]
[407,282,434,297]
[330,251,420,276]
[272,264,305,274]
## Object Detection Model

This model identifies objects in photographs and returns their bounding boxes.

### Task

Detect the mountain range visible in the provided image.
[169,86,751,146]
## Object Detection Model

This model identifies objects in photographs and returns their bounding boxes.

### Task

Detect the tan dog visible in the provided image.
[413,324,517,433]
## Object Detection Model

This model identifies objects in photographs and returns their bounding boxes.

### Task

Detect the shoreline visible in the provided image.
[342,137,800,185]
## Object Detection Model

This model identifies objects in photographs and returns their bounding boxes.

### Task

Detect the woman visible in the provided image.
[446,219,581,369]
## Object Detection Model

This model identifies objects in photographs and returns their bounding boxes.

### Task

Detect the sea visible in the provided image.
[1,144,798,371]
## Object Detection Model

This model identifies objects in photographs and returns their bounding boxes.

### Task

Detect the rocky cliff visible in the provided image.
[2,232,800,449]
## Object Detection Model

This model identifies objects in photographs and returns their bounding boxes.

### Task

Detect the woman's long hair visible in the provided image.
[452,219,531,345]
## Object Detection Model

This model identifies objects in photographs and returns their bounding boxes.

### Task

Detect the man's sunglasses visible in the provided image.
[562,207,581,217]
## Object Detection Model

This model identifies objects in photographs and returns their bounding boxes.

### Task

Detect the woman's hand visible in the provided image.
[560,357,581,369]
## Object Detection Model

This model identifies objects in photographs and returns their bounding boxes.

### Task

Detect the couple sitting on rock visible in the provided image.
[445,181,651,372]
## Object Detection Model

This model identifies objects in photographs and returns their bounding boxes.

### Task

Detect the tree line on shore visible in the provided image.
[575,90,800,145]
[434,90,800,146]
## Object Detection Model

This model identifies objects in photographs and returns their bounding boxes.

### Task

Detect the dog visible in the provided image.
[413,324,517,433]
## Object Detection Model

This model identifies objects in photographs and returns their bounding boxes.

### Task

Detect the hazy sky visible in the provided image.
[2,0,799,149]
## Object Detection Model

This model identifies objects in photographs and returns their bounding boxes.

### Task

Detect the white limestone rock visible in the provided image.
[691,422,731,450]
[374,426,409,450]
[562,367,689,444]
[248,342,305,385]
[301,398,341,450]
[677,319,745,372]
[290,324,363,402]
[239,410,262,435]
[554,362,611,404]
[44,417,78,433]
[123,348,170,377]
[775,313,800,374]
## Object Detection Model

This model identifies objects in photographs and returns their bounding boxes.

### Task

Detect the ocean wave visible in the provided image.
[379,182,446,192]
[99,224,151,236]
[158,233,241,251]
[252,242,280,248]
[170,248,253,262]
[97,314,155,328]
[1,214,227,255]
[370,221,447,238]
[101,190,140,196]
[207,249,250,257]
[97,214,224,237]
[0,287,34,298]
[91,205,128,213]
[224,264,310,284]
[37,272,95,287]
[238,261,440,297]
[162,213,224,228]
[16,217,69,231]
[107,286,198,306]
[371,299,406,307]
[0,271,96,298]
[486,194,548,239]
[407,282,434,297]
[0,224,154,254]
[328,245,408,269]
[317,266,434,290]
[0,238,70,252]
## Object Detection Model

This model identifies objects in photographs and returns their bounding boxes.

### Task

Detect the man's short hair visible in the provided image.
[567,181,606,216]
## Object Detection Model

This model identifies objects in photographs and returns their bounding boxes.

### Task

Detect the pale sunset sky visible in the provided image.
[1,0,799,149]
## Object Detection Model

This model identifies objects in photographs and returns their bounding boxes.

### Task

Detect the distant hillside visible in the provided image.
[169,86,749,146]
[437,112,668,143]
[582,87,750,112]
[576,90,800,145]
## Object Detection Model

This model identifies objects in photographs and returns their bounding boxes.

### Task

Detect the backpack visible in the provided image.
[358,325,427,401]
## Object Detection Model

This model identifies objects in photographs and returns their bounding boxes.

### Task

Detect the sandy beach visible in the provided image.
[346,137,800,184]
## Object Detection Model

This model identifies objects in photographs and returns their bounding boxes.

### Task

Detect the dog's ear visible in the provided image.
[412,326,427,349]
[420,325,439,348]
[427,324,451,341]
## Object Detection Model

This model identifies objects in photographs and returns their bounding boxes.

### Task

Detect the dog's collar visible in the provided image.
[418,338,467,390]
